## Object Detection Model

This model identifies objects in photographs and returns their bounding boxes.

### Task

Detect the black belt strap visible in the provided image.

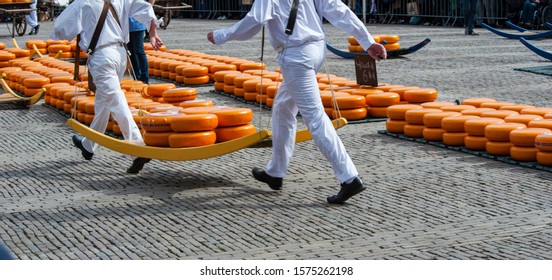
[285,0,300,35]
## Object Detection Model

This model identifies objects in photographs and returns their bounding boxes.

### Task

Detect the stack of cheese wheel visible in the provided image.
[535,133,552,166]
[210,107,256,142]
[167,61,190,83]
[0,51,16,67]
[25,40,47,56]
[380,35,401,51]
[168,112,218,147]
[210,70,238,92]
[141,111,180,147]
[265,83,280,107]
[47,42,72,58]
[4,48,31,61]
[143,83,175,102]
[509,128,552,161]
[463,117,505,151]
[440,104,476,113]
[161,87,197,105]
[461,97,497,108]
[69,40,87,59]
[385,104,423,133]
[348,35,382,53]
[223,72,251,96]
[422,111,461,141]
[21,72,50,97]
[180,64,210,85]
[42,82,69,105]
[243,77,272,102]
[404,108,442,138]
[323,91,367,120]
[484,122,526,156]
[239,61,266,72]
[403,88,438,104]
[236,75,261,100]
[441,115,480,146]
[365,91,401,118]
[255,74,279,105]
[420,101,457,110]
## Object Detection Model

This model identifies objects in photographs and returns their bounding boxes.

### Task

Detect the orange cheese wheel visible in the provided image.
[464,117,504,136]
[480,110,519,119]
[47,44,71,53]
[183,75,210,85]
[535,133,552,152]
[504,114,543,125]
[84,102,95,114]
[25,40,47,49]
[348,36,359,45]
[420,101,457,109]
[331,95,366,109]
[348,45,364,52]
[162,87,197,103]
[214,124,256,142]
[0,51,16,61]
[384,86,418,101]
[484,123,527,142]
[527,119,552,130]
[180,65,209,77]
[256,93,269,104]
[536,151,552,166]
[461,97,497,108]
[443,132,467,146]
[486,141,513,156]
[179,99,214,108]
[405,108,442,125]
[170,113,218,132]
[256,81,278,94]
[243,91,257,101]
[441,115,480,132]
[461,107,496,116]
[332,107,368,121]
[22,76,50,88]
[233,87,245,97]
[403,124,425,138]
[520,107,552,116]
[210,108,253,127]
[168,131,217,147]
[423,127,445,142]
[243,78,272,92]
[384,42,400,51]
[23,87,43,97]
[223,84,235,94]
[510,146,538,162]
[239,62,266,72]
[544,113,552,119]
[143,131,172,147]
[350,88,384,97]
[214,81,225,92]
[5,48,30,57]
[365,92,400,107]
[232,75,256,88]
[386,104,423,120]
[385,119,407,133]
[180,106,231,115]
[509,128,551,147]
[368,106,388,118]
[84,113,95,125]
[210,64,237,73]
[140,111,182,132]
[380,34,400,44]
[479,102,516,110]
[145,83,176,97]
[499,104,535,112]
[224,73,250,85]
[423,112,461,128]
[403,88,438,103]
[464,135,487,151]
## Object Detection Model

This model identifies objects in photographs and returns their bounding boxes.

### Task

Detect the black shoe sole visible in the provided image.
[72,135,93,160]
[127,158,151,174]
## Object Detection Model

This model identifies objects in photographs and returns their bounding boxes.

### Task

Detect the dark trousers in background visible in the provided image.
[128,30,149,84]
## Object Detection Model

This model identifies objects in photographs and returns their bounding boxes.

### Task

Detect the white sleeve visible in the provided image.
[129,0,160,30]
[317,0,376,51]
[50,1,83,41]
[212,0,271,45]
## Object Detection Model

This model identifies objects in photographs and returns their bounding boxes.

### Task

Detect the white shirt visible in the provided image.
[51,0,159,52]
[213,0,376,52]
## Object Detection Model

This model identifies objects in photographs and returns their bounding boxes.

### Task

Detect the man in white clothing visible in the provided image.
[208,0,387,204]
[51,0,163,172]
[26,1,39,35]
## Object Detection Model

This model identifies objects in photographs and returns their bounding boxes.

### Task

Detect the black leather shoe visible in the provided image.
[127,157,151,174]
[327,177,366,204]
[252,167,282,190]
[28,27,35,35]
[467,31,479,36]
[34,24,39,35]
[72,135,93,160]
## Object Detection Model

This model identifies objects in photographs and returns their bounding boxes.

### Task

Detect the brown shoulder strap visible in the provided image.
[74,0,122,81]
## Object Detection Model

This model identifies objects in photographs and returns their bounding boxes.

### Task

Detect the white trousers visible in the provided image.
[266,40,358,184]
[25,2,38,28]
[82,44,142,153]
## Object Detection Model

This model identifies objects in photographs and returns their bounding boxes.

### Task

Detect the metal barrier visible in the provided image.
[176,0,513,27]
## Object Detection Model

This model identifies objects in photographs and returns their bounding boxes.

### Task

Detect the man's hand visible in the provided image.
[207,31,215,44]
[367,43,387,61]
[150,35,163,50]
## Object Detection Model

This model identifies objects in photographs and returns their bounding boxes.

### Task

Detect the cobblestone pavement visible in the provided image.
[1,19,552,260]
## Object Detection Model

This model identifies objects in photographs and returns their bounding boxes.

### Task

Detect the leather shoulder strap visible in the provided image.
[87,0,111,54]
[285,0,300,35]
